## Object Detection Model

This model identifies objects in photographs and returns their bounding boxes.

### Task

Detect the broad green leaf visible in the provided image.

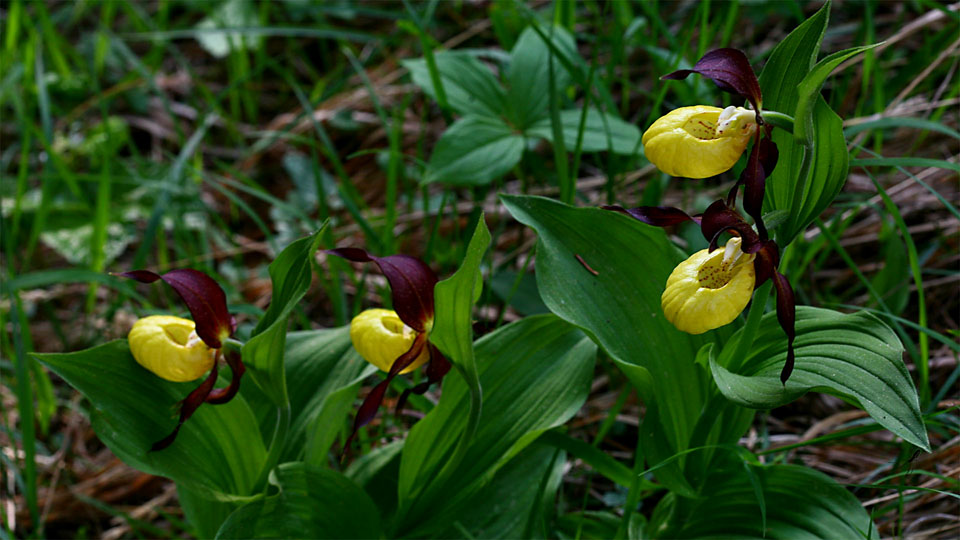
[178,485,238,539]
[423,115,524,185]
[759,2,837,244]
[787,98,850,245]
[243,229,324,406]
[403,52,508,118]
[650,461,879,539]
[502,195,739,492]
[35,342,265,499]
[489,269,549,316]
[506,25,576,128]
[395,315,596,537]
[438,441,566,539]
[280,327,375,463]
[794,44,879,145]
[711,307,929,451]
[430,215,491,367]
[345,440,404,519]
[216,463,381,539]
[527,108,641,155]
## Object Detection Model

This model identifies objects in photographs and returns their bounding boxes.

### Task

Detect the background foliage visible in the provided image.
[1,0,957,538]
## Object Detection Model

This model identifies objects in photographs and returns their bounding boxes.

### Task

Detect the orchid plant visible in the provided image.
[34,5,929,539]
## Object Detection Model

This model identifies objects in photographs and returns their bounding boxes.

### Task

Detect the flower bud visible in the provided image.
[661,237,756,334]
[128,315,216,382]
[642,105,757,178]
[350,309,430,374]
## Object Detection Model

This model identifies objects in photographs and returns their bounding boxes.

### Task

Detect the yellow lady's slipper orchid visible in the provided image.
[642,105,757,178]
[128,315,216,382]
[661,237,756,334]
[350,308,430,374]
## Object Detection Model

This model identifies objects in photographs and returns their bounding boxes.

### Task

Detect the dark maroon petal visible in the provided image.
[206,350,245,405]
[601,205,699,227]
[118,268,233,348]
[151,360,220,452]
[741,137,780,239]
[772,271,796,385]
[116,270,163,283]
[753,241,781,287]
[341,333,429,459]
[700,200,763,253]
[662,48,763,114]
[328,248,438,333]
[395,344,451,417]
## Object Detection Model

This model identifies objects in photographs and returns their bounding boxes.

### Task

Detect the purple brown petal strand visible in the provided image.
[395,344,451,418]
[700,201,763,253]
[151,359,220,452]
[118,269,233,349]
[328,248,438,333]
[662,48,763,117]
[773,271,797,385]
[341,332,430,459]
[601,205,699,227]
[753,241,781,287]
[205,350,245,405]
[741,137,780,240]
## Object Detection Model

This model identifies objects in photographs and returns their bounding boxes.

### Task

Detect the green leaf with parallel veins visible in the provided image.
[527,108,641,155]
[395,315,596,537]
[216,463,381,539]
[502,195,741,493]
[430,215,490,368]
[710,307,929,451]
[423,115,524,186]
[243,229,325,406]
[35,342,265,499]
[794,44,879,145]
[403,52,508,118]
[438,441,566,539]
[506,25,577,128]
[651,460,879,539]
[280,327,375,463]
[759,2,839,245]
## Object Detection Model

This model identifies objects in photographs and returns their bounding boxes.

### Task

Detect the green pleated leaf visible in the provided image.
[527,108,641,155]
[281,327,375,463]
[243,229,324,406]
[711,307,929,451]
[506,24,577,128]
[651,461,879,539]
[758,2,848,244]
[395,315,596,537]
[502,195,741,493]
[431,215,490,367]
[403,52,508,118]
[35,341,265,499]
[215,463,381,539]
[794,44,879,145]
[423,115,524,186]
[438,441,566,539]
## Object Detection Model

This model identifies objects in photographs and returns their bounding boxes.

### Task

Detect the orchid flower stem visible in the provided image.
[760,110,794,133]
[253,404,291,493]
[222,337,245,354]
[729,281,773,374]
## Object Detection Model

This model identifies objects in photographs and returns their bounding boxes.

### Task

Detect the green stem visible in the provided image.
[614,409,646,540]
[253,404,291,493]
[760,110,795,133]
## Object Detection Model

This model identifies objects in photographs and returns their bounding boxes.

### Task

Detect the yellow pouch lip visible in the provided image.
[128,315,216,382]
[350,308,430,374]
